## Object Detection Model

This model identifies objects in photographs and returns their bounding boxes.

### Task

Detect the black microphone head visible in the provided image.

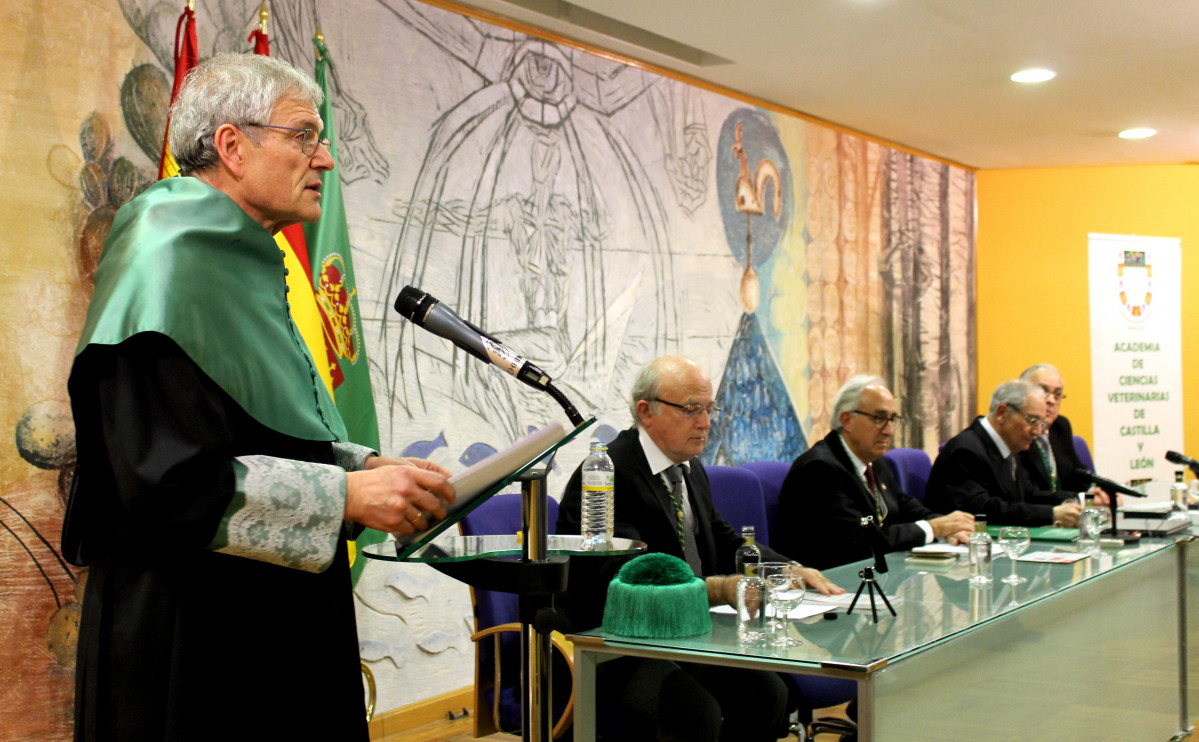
[394,285,435,324]
[1166,450,1187,465]
[1073,467,1094,479]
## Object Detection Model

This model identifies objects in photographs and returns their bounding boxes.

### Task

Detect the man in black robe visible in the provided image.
[64,53,454,741]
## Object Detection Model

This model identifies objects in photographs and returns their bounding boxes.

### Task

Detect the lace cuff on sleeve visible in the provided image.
[209,455,347,573]
[331,441,379,472]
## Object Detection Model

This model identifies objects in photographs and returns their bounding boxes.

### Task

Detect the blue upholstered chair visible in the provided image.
[883,447,934,502]
[740,460,792,548]
[459,493,575,739]
[1074,435,1095,473]
[727,462,858,736]
[707,464,770,544]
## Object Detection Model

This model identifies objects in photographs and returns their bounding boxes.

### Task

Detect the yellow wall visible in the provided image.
[976,164,1199,456]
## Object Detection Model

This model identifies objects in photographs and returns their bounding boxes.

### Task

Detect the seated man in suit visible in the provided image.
[1018,363,1116,504]
[925,379,1084,526]
[558,355,844,742]
[774,375,974,569]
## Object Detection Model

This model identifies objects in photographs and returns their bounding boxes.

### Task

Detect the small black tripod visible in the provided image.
[847,566,896,623]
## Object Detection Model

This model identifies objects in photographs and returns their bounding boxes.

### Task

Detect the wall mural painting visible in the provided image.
[2,0,974,732]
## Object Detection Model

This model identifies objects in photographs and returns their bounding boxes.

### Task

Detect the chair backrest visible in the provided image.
[740,461,791,547]
[706,465,769,545]
[1073,435,1095,473]
[460,493,559,630]
[883,447,934,502]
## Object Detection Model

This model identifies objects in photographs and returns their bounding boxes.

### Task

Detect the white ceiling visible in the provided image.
[441,0,1199,170]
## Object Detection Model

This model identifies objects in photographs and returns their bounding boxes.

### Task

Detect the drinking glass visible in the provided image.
[997,526,1030,585]
[1080,507,1110,556]
[761,563,804,648]
[759,561,789,631]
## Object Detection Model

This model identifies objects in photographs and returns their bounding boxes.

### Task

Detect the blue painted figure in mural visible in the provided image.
[705,109,807,466]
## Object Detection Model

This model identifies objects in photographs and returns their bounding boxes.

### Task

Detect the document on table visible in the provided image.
[710,603,836,620]
[1015,550,1089,564]
[806,591,905,610]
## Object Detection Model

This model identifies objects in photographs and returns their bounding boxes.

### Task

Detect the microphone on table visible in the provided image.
[394,285,584,426]
[1072,468,1147,498]
[1166,450,1199,477]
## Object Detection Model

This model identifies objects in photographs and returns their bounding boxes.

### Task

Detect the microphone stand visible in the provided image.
[847,516,896,623]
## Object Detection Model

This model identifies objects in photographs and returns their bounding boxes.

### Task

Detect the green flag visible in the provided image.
[306,36,382,585]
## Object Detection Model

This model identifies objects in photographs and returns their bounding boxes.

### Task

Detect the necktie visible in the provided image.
[865,463,888,522]
[1035,436,1058,490]
[666,465,702,575]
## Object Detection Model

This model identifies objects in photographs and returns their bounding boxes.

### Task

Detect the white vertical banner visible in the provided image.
[1089,233,1184,501]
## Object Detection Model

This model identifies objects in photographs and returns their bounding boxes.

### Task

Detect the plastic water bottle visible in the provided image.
[734,525,762,576]
[736,571,768,646]
[968,515,992,585]
[580,441,614,550]
[1171,470,1188,511]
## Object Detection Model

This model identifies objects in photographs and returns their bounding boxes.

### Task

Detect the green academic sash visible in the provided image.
[76,177,347,442]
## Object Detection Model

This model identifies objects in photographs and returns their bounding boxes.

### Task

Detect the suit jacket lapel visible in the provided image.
[627,433,680,531]
[825,432,881,518]
[972,419,1022,502]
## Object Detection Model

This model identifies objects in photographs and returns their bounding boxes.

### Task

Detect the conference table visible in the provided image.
[570,533,1197,741]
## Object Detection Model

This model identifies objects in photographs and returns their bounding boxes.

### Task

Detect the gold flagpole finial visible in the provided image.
[187,0,194,10]
[315,26,324,60]
[258,2,268,35]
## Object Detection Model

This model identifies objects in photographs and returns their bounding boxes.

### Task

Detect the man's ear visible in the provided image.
[212,123,246,177]
[635,399,652,427]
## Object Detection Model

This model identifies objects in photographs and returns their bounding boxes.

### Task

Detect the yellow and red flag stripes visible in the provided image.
[248,6,338,395]
[158,2,198,179]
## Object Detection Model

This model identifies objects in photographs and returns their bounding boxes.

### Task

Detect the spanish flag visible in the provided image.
[252,7,382,581]
[157,1,198,179]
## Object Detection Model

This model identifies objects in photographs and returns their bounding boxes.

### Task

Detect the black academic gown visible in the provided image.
[67,333,367,741]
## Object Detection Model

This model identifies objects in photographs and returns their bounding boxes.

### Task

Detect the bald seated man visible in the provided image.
[558,356,844,742]
[775,375,974,569]
[1017,363,1116,505]
[926,379,1084,527]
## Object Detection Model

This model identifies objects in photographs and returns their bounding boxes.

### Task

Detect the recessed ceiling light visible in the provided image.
[1010,68,1056,83]
[1118,128,1157,139]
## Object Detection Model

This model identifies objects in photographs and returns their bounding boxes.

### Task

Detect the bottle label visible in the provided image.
[582,472,614,489]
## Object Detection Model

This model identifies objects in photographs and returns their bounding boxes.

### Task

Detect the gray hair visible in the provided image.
[629,356,706,426]
[989,379,1043,415]
[830,375,887,431]
[168,52,323,175]
[1019,363,1059,380]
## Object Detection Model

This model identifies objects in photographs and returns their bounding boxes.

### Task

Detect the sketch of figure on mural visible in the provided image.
[116,0,387,185]
[373,0,714,444]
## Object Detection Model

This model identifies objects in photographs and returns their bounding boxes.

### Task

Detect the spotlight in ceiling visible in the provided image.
[1010,68,1056,83]
[1118,128,1157,139]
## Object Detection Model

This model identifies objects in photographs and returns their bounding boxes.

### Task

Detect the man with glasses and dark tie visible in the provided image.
[926,380,1084,526]
[558,355,842,742]
[774,375,974,569]
[1017,364,1116,505]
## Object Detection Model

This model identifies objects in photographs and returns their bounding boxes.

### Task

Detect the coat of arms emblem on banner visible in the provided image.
[1117,250,1153,325]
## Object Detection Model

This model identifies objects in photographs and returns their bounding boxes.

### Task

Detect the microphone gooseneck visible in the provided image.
[395,285,585,427]
[1072,468,1147,498]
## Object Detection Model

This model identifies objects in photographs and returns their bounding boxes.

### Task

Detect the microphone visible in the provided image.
[395,285,552,391]
[1166,450,1199,475]
[1072,468,1147,498]
[395,285,584,426]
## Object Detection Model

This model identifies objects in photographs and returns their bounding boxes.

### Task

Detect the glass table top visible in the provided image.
[363,534,646,563]
[573,535,1185,673]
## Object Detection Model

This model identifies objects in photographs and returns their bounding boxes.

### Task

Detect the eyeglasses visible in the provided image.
[1010,406,1048,432]
[850,410,903,428]
[654,398,721,421]
[244,123,331,157]
[1037,384,1067,401]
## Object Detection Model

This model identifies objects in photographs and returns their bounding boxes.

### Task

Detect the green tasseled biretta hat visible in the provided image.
[602,553,712,638]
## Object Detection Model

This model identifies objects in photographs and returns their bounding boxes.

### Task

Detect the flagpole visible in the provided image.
[258,2,268,34]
